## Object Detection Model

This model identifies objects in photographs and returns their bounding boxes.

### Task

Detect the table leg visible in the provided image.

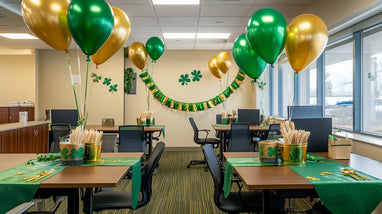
[262,189,272,214]
[84,188,93,213]
[67,188,79,214]
[219,131,225,162]
[147,133,153,157]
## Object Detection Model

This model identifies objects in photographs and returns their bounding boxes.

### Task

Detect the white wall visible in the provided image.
[0,55,35,106]
[36,49,124,125]
[124,50,257,148]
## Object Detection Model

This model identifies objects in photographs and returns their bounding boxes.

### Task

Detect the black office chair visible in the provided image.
[187,117,220,168]
[265,123,281,140]
[50,124,71,153]
[119,125,147,153]
[228,123,252,152]
[202,144,263,213]
[101,133,118,152]
[90,142,166,211]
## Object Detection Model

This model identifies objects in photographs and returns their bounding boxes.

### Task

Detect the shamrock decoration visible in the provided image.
[257,81,267,91]
[103,78,112,86]
[191,70,202,82]
[91,73,102,83]
[109,84,118,93]
[61,148,69,159]
[179,74,191,86]
[69,147,84,159]
[259,146,263,156]
[86,146,95,160]
[267,147,278,157]
[290,147,303,163]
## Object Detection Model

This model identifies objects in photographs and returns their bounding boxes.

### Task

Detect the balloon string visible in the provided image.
[77,49,84,124]
[220,80,225,109]
[66,52,81,125]
[146,60,150,111]
[83,57,90,129]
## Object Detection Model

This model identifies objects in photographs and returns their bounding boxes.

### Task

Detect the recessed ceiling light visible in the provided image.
[196,33,231,39]
[163,33,195,39]
[0,33,37,39]
[153,0,200,5]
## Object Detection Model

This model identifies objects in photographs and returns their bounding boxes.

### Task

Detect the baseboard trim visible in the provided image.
[163,147,202,152]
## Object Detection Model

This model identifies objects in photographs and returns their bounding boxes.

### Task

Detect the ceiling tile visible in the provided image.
[130,26,161,33]
[197,26,243,33]
[166,40,195,50]
[116,4,155,17]
[202,0,257,5]
[195,40,225,50]
[154,5,199,17]
[159,17,198,26]
[129,16,158,26]
[201,4,253,17]
[198,17,243,26]
[109,0,152,4]
[162,26,197,33]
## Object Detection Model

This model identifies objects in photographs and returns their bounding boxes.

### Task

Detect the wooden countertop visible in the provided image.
[0,121,49,132]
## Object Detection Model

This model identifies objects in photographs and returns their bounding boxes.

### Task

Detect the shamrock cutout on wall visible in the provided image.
[103,78,112,86]
[109,84,118,93]
[91,73,102,83]
[191,70,202,82]
[179,74,191,86]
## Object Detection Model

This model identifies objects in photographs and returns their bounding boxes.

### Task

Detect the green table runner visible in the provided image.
[224,157,281,198]
[0,156,141,213]
[213,124,230,127]
[288,153,382,214]
[0,160,67,213]
[150,125,165,138]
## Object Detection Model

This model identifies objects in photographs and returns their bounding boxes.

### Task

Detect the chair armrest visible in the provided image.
[198,129,210,143]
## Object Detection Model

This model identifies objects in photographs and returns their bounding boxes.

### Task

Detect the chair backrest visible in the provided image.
[119,126,146,152]
[269,124,281,135]
[101,133,118,152]
[50,124,71,153]
[138,142,165,207]
[189,117,200,143]
[216,114,222,124]
[229,123,251,152]
[203,144,223,207]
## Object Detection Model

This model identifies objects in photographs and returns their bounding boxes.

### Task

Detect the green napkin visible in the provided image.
[224,157,281,198]
[81,157,141,210]
[288,153,382,214]
[0,160,67,213]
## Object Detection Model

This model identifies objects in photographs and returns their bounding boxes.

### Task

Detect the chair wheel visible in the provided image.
[187,165,190,168]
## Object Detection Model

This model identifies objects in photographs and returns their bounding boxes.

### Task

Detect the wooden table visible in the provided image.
[86,125,164,156]
[0,152,143,214]
[212,124,269,161]
[223,152,382,213]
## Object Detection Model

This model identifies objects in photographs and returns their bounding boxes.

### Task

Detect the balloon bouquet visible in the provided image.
[128,37,165,110]
[208,52,233,108]
[21,0,131,129]
[233,8,328,80]
[232,8,328,109]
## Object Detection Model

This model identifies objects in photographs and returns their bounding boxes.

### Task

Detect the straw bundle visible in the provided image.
[280,120,310,145]
[69,127,103,144]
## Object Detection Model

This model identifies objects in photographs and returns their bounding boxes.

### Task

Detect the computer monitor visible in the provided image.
[291,118,332,152]
[51,109,79,127]
[237,109,260,125]
[288,105,323,119]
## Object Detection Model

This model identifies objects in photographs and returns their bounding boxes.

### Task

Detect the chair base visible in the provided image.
[187,160,206,168]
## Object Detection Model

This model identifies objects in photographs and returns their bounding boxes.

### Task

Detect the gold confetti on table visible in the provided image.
[306,176,320,181]
[320,172,333,176]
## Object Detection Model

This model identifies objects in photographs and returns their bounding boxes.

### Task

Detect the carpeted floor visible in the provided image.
[32,151,326,214]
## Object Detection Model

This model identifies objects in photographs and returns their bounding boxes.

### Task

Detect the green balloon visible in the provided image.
[232,34,267,80]
[146,37,164,61]
[246,8,287,64]
[67,0,114,56]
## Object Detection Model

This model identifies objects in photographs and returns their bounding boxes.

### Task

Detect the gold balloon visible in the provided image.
[128,42,147,70]
[21,0,72,51]
[216,52,233,74]
[208,57,222,79]
[91,7,131,67]
[285,14,328,73]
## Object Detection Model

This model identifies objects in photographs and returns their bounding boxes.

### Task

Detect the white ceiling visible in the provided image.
[0,0,318,51]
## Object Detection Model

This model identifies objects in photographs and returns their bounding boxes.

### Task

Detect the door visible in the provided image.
[0,107,9,124]
[36,124,49,153]
[2,130,17,153]
[9,107,20,123]
[17,126,35,153]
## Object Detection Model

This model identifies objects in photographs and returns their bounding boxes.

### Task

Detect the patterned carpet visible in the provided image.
[31,150,327,214]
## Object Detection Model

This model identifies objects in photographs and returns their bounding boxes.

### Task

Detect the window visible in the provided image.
[362,26,382,134]
[278,60,295,118]
[272,63,279,116]
[298,64,317,105]
[324,38,354,129]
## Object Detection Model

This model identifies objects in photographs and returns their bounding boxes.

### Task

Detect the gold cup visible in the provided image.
[85,142,102,162]
[280,143,307,164]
